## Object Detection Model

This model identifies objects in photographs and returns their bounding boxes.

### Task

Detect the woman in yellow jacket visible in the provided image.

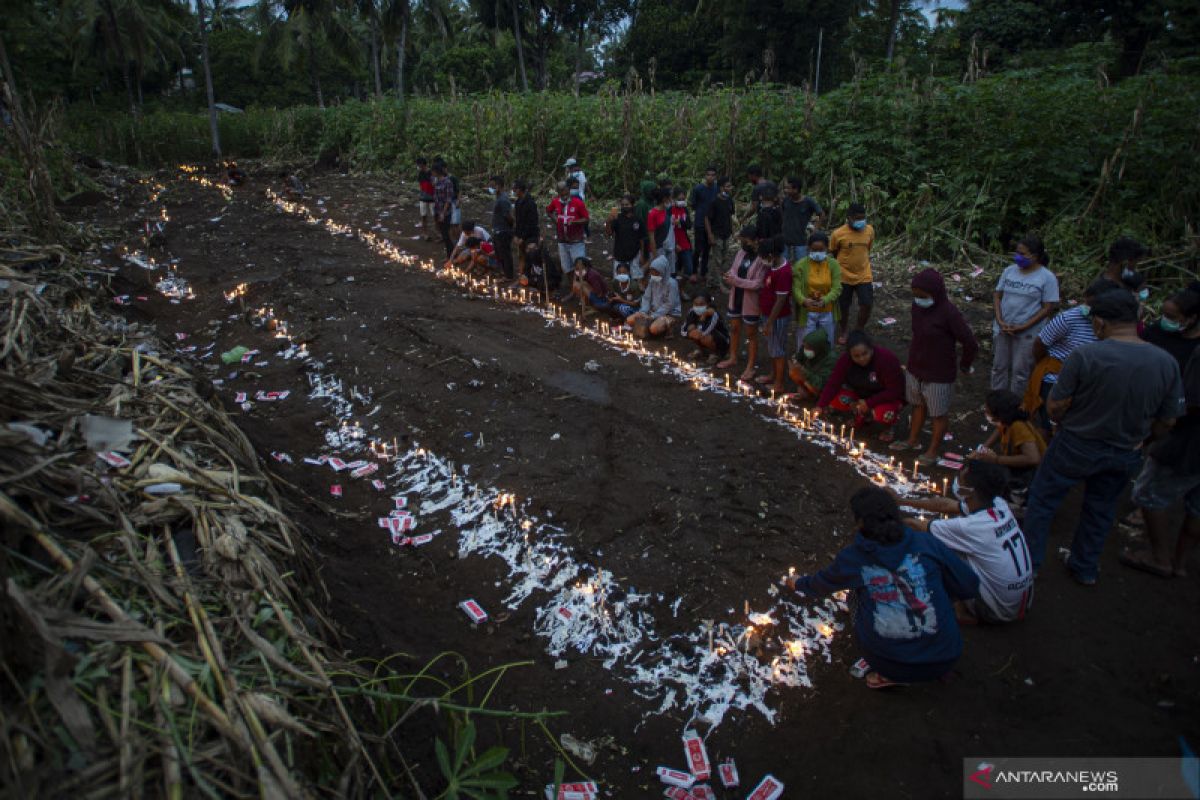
[792,230,843,352]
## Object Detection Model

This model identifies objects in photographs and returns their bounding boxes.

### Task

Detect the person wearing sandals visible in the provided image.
[897,461,1035,624]
[785,487,980,689]
[892,268,978,465]
[813,331,906,440]
[626,255,681,339]
[718,226,766,381]
[788,328,836,402]
[1122,344,1200,579]
[756,235,794,395]
[681,293,730,364]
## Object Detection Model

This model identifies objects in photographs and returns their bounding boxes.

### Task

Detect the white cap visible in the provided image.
[563,157,578,168]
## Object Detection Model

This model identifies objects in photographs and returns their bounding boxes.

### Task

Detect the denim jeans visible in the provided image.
[801,311,836,350]
[1022,429,1143,581]
[677,249,695,277]
[557,241,587,272]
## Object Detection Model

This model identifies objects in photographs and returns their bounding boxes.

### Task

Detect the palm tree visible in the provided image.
[255,0,358,108]
[378,0,409,99]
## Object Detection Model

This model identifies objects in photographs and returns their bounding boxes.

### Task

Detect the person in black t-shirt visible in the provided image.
[512,178,540,283]
[706,176,735,290]
[689,165,720,281]
[606,193,648,278]
[488,175,515,281]
[754,182,783,243]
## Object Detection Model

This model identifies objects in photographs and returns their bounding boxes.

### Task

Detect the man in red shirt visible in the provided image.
[757,235,793,394]
[416,157,435,241]
[547,181,588,294]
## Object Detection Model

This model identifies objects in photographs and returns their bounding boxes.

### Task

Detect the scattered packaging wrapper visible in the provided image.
[372,479,386,490]
[691,786,715,800]
[936,458,965,470]
[459,599,488,624]
[254,390,290,401]
[328,457,348,471]
[393,496,408,509]
[271,451,292,463]
[656,767,695,789]
[879,317,897,326]
[663,788,696,800]
[235,392,248,403]
[745,774,784,800]
[145,482,183,495]
[718,760,739,789]
[345,459,369,470]
[351,462,379,478]
[682,730,711,781]
[330,484,342,498]
[303,456,327,466]
[850,657,871,678]
[97,451,132,468]
[543,782,598,800]
[175,332,188,340]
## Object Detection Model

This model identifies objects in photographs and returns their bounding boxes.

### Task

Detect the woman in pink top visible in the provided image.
[718,225,767,381]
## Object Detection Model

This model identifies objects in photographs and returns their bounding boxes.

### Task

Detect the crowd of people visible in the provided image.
[411,155,1199,689]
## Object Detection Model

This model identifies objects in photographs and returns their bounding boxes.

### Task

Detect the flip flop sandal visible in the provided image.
[716,358,737,369]
[888,440,917,451]
[754,375,774,385]
[865,672,907,690]
[1118,549,1173,578]
[916,454,938,466]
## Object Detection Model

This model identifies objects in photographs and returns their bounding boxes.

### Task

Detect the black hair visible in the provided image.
[962,461,1011,505]
[465,236,480,248]
[746,164,763,178]
[1018,234,1050,267]
[461,220,476,233]
[673,186,686,198]
[718,175,731,186]
[621,192,635,204]
[849,487,906,544]
[1108,236,1146,265]
[568,176,580,187]
[846,330,873,351]
[574,257,591,270]
[694,291,716,305]
[489,174,505,186]
[432,156,446,168]
[432,163,447,175]
[1168,287,1200,319]
[738,224,758,240]
[1085,277,1120,299]
[785,176,803,190]
[757,235,783,256]
[705,164,718,173]
[657,177,673,188]
[655,187,671,203]
[807,230,830,248]
[985,389,1028,425]
[759,184,778,201]
[848,202,866,216]
[513,178,528,191]
[1090,289,1139,322]
[416,156,428,165]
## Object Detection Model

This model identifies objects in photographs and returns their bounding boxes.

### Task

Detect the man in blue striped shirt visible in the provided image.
[1026,278,1120,432]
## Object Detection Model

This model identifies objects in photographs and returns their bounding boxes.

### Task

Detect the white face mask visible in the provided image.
[952,477,972,501]
[802,348,815,359]
[674,200,686,207]
[694,306,708,315]
[650,274,663,284]
[913,297,935,309]
[487,187,497,196]
[616,274,631,284]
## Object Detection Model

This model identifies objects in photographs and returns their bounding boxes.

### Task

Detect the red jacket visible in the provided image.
[547,196,589,243]
[818,344,906,409]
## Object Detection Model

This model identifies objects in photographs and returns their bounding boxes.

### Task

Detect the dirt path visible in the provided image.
[79,168,1200,797]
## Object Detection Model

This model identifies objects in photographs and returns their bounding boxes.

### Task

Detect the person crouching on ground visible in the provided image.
[786,486,980,689]
[682,293,730,364]
[898,461,1035,625]
[523,240,560,299]
[461,237,497,278]
[608,263,641,320]
[626,256,681,339]
[814,331,906,441]
[971,389,1045,502]
[788,328,835,402]
[569,257,609,315]
[892,267,978,465]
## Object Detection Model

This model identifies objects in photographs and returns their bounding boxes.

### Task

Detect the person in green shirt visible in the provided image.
[789,327,836,401]
[791,231,842,350]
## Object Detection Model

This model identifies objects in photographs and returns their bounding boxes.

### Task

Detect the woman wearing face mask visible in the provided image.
[718,226,766,380]
[1142,284,1200,370]
[626,255,681,338]
[670,187,696,285]
[813,331,906,439]
[991,235,1059,394]
[1024,278,1119,435]
[897,461,1035,625]
[681,293,730,364]
[608,263,641,319]
[791,231,842,350]
[788,328,835,401]
[971,390,1046,497]
[786,486,980,688]
[893,268,978,464]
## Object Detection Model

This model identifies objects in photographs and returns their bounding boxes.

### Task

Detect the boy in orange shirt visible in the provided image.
[830,203,876,345]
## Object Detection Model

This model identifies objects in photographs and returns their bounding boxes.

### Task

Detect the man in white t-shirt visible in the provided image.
[898,461,1035,623]
[448,220,491,266]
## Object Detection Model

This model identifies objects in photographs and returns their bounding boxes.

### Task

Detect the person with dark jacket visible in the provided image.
[1142,284,1200,370]
[815,331,907,436]
[787,487,980,688]
[892,268,979,464]
[512,179,540,283]
[606,193,647,277]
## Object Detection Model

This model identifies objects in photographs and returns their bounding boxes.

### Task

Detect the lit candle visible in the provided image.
[943,477,949,497]
[913,460,919,480]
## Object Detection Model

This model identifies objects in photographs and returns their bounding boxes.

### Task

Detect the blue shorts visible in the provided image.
[766,317,790,358]
[588,291,611,309]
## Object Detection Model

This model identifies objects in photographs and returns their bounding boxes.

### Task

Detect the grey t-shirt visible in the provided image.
[995,264,1060,326]
[1050,339,1184,450]
[781,195,823,245]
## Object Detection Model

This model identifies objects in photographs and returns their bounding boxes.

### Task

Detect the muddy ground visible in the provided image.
[73,166,1199,798]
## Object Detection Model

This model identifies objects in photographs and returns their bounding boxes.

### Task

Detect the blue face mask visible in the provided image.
[809,251,828,262]
[1137,288,1149,301]
[850,219,867,231]
[1014,253,1034,269]
[1078,304,1091,317]
[1161,318,1183,333]
[913,296,935,309]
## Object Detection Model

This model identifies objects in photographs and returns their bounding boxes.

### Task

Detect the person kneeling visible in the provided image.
[626,255,681,339]
[788,328,835,402]
[899,461,1035,625]
[786,486,980,689]
[608,263,641,320]
[813,331,906,441]
[569,257,611,315]
[681,294,729,364]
